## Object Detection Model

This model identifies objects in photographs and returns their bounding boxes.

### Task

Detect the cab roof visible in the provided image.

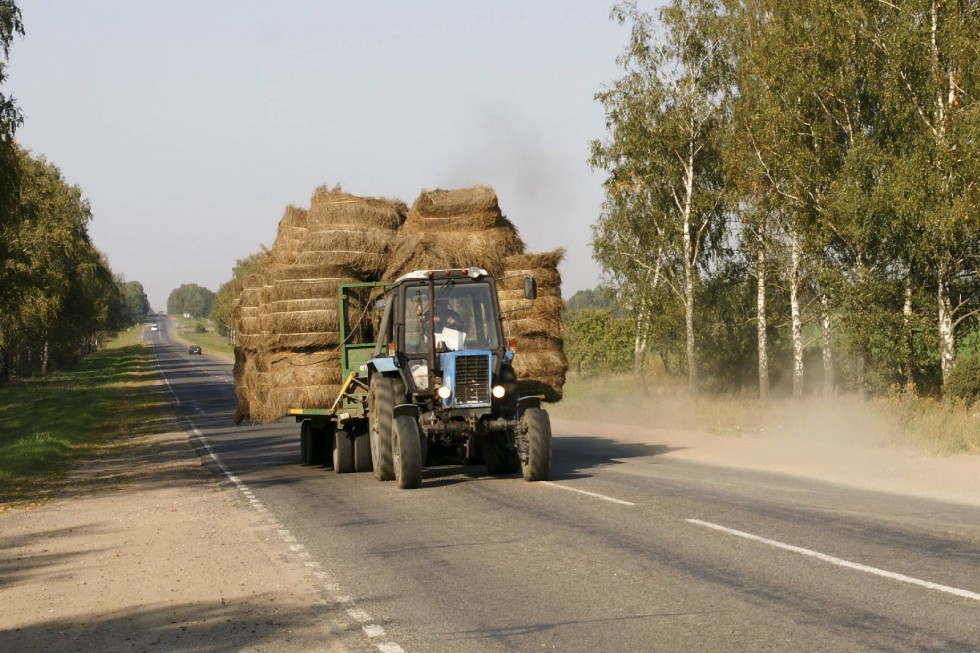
[392,267,490,285]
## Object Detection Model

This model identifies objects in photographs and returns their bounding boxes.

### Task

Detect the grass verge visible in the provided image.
[0,328,169,506]
[550,374,980,455]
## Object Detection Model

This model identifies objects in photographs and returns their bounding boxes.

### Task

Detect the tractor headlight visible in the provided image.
[491,384,506,399]
[436,385,452,400]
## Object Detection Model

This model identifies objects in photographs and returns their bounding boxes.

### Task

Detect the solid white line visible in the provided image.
[154,344,412,653]
[686,518,980,602]
[540,481,635,506]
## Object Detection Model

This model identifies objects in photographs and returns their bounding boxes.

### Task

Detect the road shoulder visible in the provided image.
[0,416,349,652]
[553,417,980,508]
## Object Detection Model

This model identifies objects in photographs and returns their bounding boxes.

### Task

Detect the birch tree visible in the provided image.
[592,0,728,394]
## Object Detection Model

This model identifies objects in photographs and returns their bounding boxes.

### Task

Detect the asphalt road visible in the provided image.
[148,321,980,653]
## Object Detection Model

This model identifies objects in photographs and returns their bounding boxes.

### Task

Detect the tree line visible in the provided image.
[588,0,980,400]
[0,2,148,384]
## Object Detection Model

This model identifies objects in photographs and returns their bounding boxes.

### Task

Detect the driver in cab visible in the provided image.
[429,299,463,335]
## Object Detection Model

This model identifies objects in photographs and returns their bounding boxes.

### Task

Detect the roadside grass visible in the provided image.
[167,315,234,360]
[551,374,980,455]
[0,328,168,505]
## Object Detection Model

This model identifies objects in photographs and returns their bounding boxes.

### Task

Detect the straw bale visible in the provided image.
[517,375,565,403]
[267,298,335,314]
[383,223,525,280]
[266,350,344,387]
[298,228,392,253]
[237,333,264,351]
[264,385,344,417]
[266,331,342,351]
[308,187,404,230]
[502,249,565,272]
[412,185,500,218]
[498,271,562,295]
[502,315,563,340]
[233,348,250,423]
[406,210,501,231]
[262,278,343,303]
[512,334,564,353]
[271,264,355,283]
[499,296,564,323]
[292,250,387,274]
[513,349,569,379]
[265,309,339,336]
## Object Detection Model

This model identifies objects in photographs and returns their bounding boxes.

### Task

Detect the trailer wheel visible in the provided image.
[311,424,331,466]
[369,375,403,481]
[483,432,520,475]
[354,431,372,473]
[333,429,355,474]
[520,408,552,482]
[392,415,422,489]
[300,420,313,465]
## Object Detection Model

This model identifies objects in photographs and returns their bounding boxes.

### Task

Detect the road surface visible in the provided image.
[150,320,980,653]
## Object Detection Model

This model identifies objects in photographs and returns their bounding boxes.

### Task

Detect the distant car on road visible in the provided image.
[150,325,159,332]
[188,345,202,355]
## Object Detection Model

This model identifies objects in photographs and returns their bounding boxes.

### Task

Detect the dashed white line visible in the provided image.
[687,518,980,602]
[540,481,635,506]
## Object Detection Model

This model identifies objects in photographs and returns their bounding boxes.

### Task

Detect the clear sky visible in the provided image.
[7,1,637,311]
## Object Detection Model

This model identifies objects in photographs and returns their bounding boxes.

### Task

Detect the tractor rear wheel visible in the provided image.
[392,415,422,489]
[369,375,403,481]
[520,408,552,482]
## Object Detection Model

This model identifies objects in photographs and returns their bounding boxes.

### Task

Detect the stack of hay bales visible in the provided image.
[383,185,524,280]
[234,184,567,422]
[498,249,568,402]
[234,189,404,422]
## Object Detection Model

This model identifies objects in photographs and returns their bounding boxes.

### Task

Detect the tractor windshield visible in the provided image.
[404,281,501,354]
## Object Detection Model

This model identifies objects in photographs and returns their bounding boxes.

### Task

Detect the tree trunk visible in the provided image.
[789,229,804,398]
[41,338,50,377]
[820,294,834,397]
[756,245,770,402]
[632,300,649,397]
[682,150,698,395]
[902,273,915,389]
[937,275,956,387]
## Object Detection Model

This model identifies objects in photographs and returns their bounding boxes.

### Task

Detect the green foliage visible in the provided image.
[0,0,24,315]
[564,309,634,375]
[591,0,980,400]
[944,356,980,402]
[565,287,620,315]
[117,279,151,325]
[167,283,216,318]
[209,252,265,335]
[0,148,124,380]
[194,323,207,334]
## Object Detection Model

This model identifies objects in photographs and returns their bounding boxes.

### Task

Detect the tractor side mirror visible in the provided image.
[523,275,538,300]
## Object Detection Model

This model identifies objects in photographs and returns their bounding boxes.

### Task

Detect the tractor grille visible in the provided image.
[454,354,490,405]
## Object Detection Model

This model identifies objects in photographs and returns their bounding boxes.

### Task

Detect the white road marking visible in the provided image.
[540,481,636,506]
[154,350,409,653]
[686,518,980,602]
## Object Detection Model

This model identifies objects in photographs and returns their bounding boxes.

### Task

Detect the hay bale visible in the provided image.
[266,350,343,386]
[517,375,566,403]
[499,248,567,402]
[383,221,525,280]
[412,185,500,218]
[308,187,405,230]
